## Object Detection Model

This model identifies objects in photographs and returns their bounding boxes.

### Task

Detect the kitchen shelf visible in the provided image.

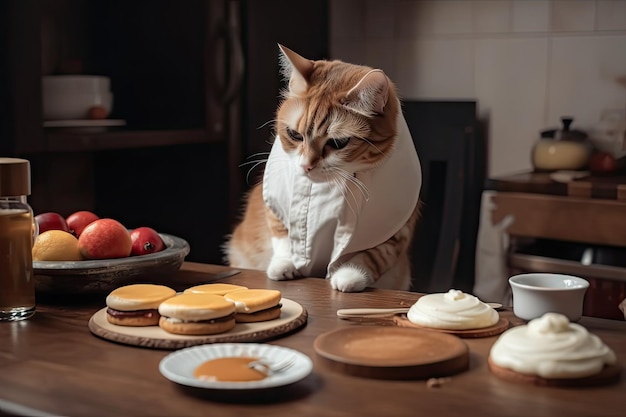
[43,128,213,152]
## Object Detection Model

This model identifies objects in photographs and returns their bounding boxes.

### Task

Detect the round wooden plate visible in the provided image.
[88,298,307,349]
[314,326,469,380]
[392,315,510,338]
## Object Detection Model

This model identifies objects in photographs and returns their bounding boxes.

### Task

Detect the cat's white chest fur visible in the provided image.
[263,113,421,279]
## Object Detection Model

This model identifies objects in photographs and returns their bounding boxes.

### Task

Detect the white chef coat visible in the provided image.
[263,112,421,278]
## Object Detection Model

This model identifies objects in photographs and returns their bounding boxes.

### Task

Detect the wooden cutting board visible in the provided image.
[88,298,307,349]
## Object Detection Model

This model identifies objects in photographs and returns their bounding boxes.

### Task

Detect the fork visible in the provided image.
[248,357,296,375]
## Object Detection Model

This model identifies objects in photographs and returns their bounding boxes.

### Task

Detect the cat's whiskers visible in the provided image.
[358,136,385,155]
[262,155,290,169]
[260,157,291,180]
[238,154,269,185]
[238,159,267,167]
[238,152,270,169]
[325,167,373,219]
[245,161,267,184]
[245,152,271,160]
[331,168,370,202]
[240,154,293,185]
[257,119,277,130]
[327,173,359,218]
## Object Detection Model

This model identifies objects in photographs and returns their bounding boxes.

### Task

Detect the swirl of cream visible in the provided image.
[489,312,616,379]
[407,289,499,330]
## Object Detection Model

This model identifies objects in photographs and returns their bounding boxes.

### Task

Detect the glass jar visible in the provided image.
[0,158,36,321]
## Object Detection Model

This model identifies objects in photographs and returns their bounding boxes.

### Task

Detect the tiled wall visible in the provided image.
[330,0,626,176]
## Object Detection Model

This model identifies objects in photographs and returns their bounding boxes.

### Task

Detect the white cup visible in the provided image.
[509,273,589,321]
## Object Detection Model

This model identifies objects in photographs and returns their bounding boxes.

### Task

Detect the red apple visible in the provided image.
[87,106,108,120]
[590,151,617,174]
[66,210,100,237]
[35,212,70,234]
[130,227,165,256]
[78,218,132,260]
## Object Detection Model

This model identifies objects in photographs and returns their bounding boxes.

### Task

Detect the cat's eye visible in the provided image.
[326,137,350,150]
[286,127,303,142]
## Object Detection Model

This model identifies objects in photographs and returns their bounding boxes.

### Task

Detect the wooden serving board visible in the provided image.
[88,298,307,349]
[314,326,469,380]
[393,315,509,338]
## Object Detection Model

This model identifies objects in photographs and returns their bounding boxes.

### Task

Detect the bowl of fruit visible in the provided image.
[32,210,190,296]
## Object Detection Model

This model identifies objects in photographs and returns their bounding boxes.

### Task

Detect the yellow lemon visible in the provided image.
[32,230,83,261]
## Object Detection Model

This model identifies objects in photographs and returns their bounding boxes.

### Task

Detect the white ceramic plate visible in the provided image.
[549,170,589,183]
[159,343,313,390]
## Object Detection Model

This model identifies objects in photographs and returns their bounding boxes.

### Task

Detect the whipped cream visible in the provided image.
[226,300,249,313]
[489,313,616,379]
[407,289,499,330]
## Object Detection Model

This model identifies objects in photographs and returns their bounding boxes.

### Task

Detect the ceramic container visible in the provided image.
[42,75,113,120]
[532,117,592,171]
[509,273,589,321]
[42,75,110,93]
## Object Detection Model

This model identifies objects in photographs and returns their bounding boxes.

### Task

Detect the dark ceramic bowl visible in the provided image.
[34,233,190,296]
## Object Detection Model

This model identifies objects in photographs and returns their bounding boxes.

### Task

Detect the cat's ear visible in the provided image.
[344,69,389,117]
[278,44,314,95]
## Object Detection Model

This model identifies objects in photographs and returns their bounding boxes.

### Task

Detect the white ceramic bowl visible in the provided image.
[43,75,110,93]
[42,75,113,120]
[43,91,113,120]
[509,273,589,321]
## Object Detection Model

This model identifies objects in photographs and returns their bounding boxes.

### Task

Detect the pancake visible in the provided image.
[488,313,619,386]
[158,293,236,335]
[105,284,176,326]
[224,289,282,323]
[183,283,248,296]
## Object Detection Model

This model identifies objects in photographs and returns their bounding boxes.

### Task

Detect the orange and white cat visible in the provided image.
[224,45,422,292]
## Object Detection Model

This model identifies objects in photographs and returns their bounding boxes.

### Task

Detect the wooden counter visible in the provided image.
[1,262,625,417]
[486,171,626,247]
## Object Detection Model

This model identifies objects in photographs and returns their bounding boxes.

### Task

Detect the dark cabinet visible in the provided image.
[0,0,328,264]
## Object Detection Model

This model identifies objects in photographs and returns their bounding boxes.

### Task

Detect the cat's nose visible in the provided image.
[301,162,315,173]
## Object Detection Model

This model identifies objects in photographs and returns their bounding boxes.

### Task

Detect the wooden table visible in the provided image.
[1,263,625,417]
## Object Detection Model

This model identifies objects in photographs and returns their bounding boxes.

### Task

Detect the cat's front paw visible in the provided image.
[330,264,372,292]
[267,257,300,281]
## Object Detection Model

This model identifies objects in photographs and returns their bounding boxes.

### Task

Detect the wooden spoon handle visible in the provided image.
[336,308,410,318]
